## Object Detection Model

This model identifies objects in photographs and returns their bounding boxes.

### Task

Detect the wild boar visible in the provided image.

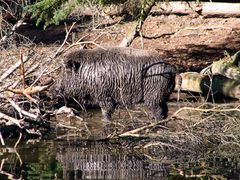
[52,47,176,121]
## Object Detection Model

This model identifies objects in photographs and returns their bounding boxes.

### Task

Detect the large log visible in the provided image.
[153,2,240,17]
[180,72,240,100]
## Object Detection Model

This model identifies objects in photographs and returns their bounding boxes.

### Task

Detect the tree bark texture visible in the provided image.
[152,2,240,17]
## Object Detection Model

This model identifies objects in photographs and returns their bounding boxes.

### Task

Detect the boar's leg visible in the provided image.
[99,100,116,122]
[146,101,168,121]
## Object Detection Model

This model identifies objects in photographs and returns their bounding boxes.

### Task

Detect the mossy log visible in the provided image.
[210,51,240,81]
[211,60,240,81]
[180,72,240,100]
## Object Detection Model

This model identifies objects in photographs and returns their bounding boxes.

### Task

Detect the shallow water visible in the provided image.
[1,104,240,179]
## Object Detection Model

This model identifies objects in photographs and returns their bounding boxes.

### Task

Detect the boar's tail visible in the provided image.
[175,73,182,108]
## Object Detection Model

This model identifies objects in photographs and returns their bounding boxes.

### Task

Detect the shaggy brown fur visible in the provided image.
[52,47,176,121]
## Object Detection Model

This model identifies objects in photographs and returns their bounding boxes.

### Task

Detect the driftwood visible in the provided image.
[153,2,240,17]
[180,72,240,99]
[179,50,240,100]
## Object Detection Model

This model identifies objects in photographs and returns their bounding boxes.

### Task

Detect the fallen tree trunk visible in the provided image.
[180,72,240,100]
[152,2,240,17]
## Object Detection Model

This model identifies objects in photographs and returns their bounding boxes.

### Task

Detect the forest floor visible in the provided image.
[16,13,240,72]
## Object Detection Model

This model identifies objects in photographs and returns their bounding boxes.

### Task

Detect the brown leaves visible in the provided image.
[7,85,51,104]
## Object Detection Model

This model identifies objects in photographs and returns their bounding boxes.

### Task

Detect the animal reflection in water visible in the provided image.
[57,142,170,179]
[51,47,176,122]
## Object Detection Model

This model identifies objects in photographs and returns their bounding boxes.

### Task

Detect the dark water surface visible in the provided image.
[1,105,240,179]
[0,139,173,179]
[1,139,240,180]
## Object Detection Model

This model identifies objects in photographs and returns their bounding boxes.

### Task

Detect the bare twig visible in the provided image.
[14,132,22,149]
[0,52,31,83]
[5,95,38,119]
[62,33,107,54]
[118,120,169,138]
[172,106,240,117]
[0,111,22,128]
[20,50,26,89]
[54,22,76,58]
[144,141,187,152]
[0,132,5,146]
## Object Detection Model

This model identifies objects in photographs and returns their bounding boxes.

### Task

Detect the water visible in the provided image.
[0,140,172,179]
[1,139,240,180]
[1,104,240,179]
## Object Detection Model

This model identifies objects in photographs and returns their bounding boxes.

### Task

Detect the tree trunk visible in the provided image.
[152,2,240,17]
[180,72,240,100]
[119,0,156,47]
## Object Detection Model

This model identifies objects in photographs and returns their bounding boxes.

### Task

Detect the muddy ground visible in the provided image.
[16,13,240,72]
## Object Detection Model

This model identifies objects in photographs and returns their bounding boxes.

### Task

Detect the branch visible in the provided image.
[5,95,39,119]
[0,19,26,46]
[0,51,31,83]
[7,85,51,104]
[0,132,5,146]
[20,50,26,89]
[54,22,76,58]
[0,111,22,128]
[119,0,156,47]
[173,106,240,117]
[118,119,170,138]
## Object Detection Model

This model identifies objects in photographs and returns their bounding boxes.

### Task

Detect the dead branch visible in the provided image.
[1,60,41,91]
[20,50,26,89]
[0,111,22,128]
[119,0,156,47]
[179,72,240,100]
[0,19,26,46]
[54,22,76,58]
[0,132,5,146]
[7,85,50,104]
[0,51,32,83]
[14,132,22,149]
[211,59,240,81]
[144,141,187,152]
[118,119,170,138]
[173,106,240,117]
[64,33,107,53]
[5,95,39,119]
[142,32,175,39]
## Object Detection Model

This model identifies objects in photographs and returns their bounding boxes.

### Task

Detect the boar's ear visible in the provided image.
[64,59,80,71]
[64,59,73,69]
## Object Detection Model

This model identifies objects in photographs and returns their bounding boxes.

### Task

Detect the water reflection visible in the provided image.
[1,139,240,179]
[0,140,171,179]
[57,141,170,179]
